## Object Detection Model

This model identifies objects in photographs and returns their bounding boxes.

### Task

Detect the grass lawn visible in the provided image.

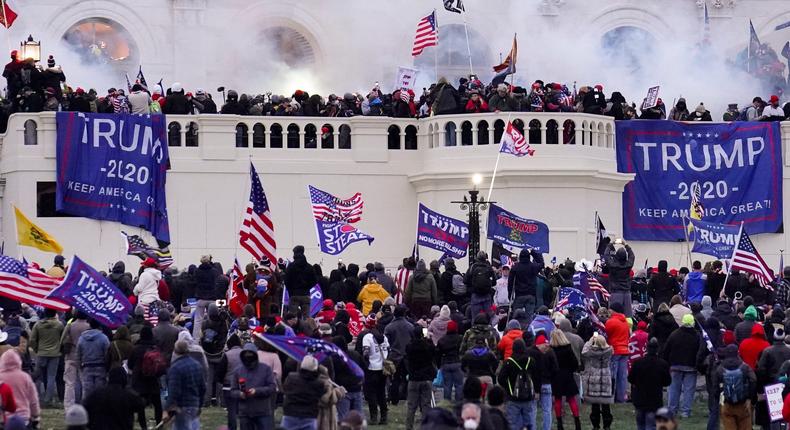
[39,398,709,429]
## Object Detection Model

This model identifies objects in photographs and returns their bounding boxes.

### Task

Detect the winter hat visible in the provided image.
[171,82,183,93]
[637,320,648,331]
[744,305,758,321]
[323,299,334,309]
[440,305,451,319]
[47,55,55,68]
[681,314,695,327]
[65,404,89,426]
[301,355,319,372]
[646,337,660,355]
[447,320,458,333]
[174,340,189,356]
[141,257,157,268]
[723,330,736,345]
[134,305,145,316]
[506,319,521,331]
[770,95,780,103]
[702,296,712,307]
[535,334,548,346]
[365,314,377,328]
[54,255,65,265]
[318,323,332,336]
[430,305,441,316]
[695,103,706,114]
[610,302,624,314]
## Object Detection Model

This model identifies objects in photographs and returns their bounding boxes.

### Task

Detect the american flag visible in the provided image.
[140,302,161,326]
[555,287,586,311]
[395,267,412,305]
[308,185,364,224]
[122,232,174,269]
[412,11,438,57]
[0,256,69,311]
[499,122,534,157]
[588,275,611,299]
[731,228,774,290]
[240,163,277,265]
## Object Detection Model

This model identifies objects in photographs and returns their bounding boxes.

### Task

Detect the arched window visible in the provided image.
[168,122,181,147]
[62,18,139,73]
[388,125,401,150]
[461,121,473,146]
[235,123,249,148]
[304,124,318,149]
[493,120,505,144]
[287,123,300,148]
[477,120,489,145]
[413,24,493,81]
[445,122,457,147]
[252,123,265,148]
[528,120,542,144]
[259,26,316,68]
[321,124,335,149]
[546,119,559,145]
[405,125,418,150]
[563,119,576,145]
[339,125,351,149]
[186,122,199,147]
[270,123,283,148]
[23,120,37,145]
[601,27,656,73]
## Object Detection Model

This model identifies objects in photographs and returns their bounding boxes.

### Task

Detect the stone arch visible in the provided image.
[388,125,401,150]
[588,6,670,43]
[477,120,489,145]
[24,120,37,146]
[235,123,249,148]
[405,125,418,150]
[61,17,140,71]
[253,123,265,148]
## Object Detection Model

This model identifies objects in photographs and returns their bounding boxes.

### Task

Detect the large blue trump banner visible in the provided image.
[56,113,171,242]
[49,255,132,328]
[616,121,782,241]
[417,203,469,258]
[486,204,550,252]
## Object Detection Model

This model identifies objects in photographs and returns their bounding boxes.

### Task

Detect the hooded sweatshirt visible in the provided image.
[108,261,132,296]
[357,282,390,316]
[231,345,276,417]
[78,329,110,367]
[508,249,544,297]
[701,296,714,320]
[428,306,451,345]
[0,350,38,420]
[738,324,769,369]
[735,305,758,344]
[405,261,438,304]
[604,312,630,355]
[134,267,162,305]
[684,271,707,304]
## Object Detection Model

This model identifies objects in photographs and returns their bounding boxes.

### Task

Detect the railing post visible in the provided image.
[472,127,479,146]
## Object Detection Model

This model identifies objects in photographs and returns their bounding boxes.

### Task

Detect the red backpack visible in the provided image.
[142,348,168,377]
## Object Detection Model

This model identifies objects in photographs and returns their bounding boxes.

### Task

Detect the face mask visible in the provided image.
[464,419,479,430]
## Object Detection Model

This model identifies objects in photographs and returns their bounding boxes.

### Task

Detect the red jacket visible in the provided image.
[738,324,770,370]
[628,328,649,371]
[465,98,489,113]
[605,312,630,355]
[498,329,523,360]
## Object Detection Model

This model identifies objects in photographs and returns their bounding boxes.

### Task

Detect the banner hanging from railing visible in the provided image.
[55,113,171,243]
[616,120,782,241]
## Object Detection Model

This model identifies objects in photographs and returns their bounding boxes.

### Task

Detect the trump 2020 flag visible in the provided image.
[48,255,132,328]
[690,219,739,259]
[260,334,365,379]
[499,122,534,157]
[310,284,323,317]
[417,204,469,259]
[315,220,374,255]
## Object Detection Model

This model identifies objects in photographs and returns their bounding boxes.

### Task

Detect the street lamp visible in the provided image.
[20,35,40,62]
[453,174,493,267]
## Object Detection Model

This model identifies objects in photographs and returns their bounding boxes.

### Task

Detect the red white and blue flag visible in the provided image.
[240,163,277,265]
[412,11,438,57]
[228,258,248,317]
[499,122,534,157]
[0,256,69,311]
[731,227,774,290]
[259,334,365,379]
[309,185,364,224]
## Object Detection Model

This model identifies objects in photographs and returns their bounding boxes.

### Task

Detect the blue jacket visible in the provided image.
[684,271,707,304]
[77,329,109,367]
[167,355,206,408]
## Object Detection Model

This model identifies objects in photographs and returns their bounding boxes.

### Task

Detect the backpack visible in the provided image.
[722,366,748,404]
[451,274,466,296]
[201,327,224,355]
[470,265,493,295]
[142,348,168,377]
[508,357,534,401]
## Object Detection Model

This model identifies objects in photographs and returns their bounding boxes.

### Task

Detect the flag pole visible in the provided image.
[461,7,474,76]
[1,0,10,55]
[721,222,744,299]
[681,216,693,267]
[434,9,439,82]
[486,112,512,203]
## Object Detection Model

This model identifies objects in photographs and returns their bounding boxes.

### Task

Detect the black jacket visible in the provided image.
[436,332,462,366]
[604,244,634,292]
[551,344,579,397]
[332,348,363,392]
[405,337,437,382]
[83,372,145,430]
[662,326,701,368]
[508,249,545,297]
[628,353,671,410]
[528,345,558,387]
[461,347,498,377]
[282,368,327,418]
[649,310,678,349]
[649,272,678,307]
[465,259,496,296]
[108,262,132,297]
[430,82,461,115]
[284,255,318,297]
[194,262,219,300]
[497,352,539,400]
[163,91,191,114]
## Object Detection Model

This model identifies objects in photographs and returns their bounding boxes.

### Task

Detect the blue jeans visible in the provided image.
[707,380,720,430]
[470,294,492,319]
[280,416,317,430]
[668,370,696,417]
[36,356,59,403]
[80,366,106,399]
[610,354,629,403]
[636,409,656,430]
[507,400,534,430]
[172,406,200,430]
[239,415,272,430]
[224,390,238,430]
[337,391,363,422]
[529,384,553,430]
[442,363,464,402]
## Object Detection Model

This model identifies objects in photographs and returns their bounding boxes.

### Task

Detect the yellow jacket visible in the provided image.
[357,282,390,315]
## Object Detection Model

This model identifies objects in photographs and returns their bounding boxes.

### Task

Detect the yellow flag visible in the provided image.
[15,206,63,254]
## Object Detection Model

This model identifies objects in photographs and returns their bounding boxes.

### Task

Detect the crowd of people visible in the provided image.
[3,50,790,136]
[2,239,790,429]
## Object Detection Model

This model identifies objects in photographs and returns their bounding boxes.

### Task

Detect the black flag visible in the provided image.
[595,213,610,256]
[491,241,515,268]
[443,0,464,14]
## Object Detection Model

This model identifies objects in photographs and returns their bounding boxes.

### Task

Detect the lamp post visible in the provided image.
[20,35,40,62]
[453,174,493,267]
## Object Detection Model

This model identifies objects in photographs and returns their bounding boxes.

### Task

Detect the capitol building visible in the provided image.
[1,0,790,270]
